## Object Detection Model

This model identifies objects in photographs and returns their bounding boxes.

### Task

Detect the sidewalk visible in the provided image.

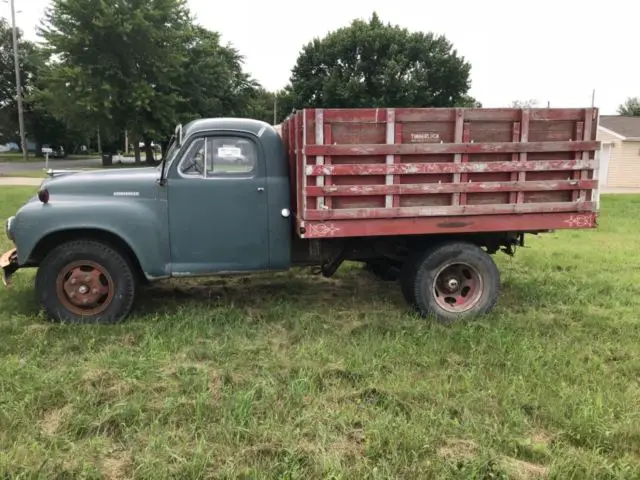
[0,177,43,186]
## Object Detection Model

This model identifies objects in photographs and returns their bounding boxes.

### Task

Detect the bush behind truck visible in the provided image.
[1,107,600,324]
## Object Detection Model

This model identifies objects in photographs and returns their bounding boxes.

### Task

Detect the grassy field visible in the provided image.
[0,187,639,479]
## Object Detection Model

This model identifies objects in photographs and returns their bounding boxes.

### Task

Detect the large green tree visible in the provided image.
[286,12,477,110]
[617,97,640,116]
[38,0,260,163]
[0,18,74,154]
[0,18,38,146]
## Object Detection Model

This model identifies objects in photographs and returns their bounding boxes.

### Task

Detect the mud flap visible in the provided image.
[0,248,19,286]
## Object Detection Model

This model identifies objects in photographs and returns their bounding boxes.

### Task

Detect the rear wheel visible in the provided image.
[35,239,137,324]
[406,242,500,323]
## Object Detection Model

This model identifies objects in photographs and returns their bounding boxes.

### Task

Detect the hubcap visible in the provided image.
[432,262,483,313]
[55,260,114,316]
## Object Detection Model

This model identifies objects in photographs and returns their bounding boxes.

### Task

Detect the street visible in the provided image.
[0,156,138,173]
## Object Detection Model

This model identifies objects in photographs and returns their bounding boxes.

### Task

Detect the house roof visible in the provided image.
[599,115,640,139]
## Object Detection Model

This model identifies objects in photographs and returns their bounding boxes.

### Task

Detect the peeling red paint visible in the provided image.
[305,201,595,221]
[306,160,596,176]
[305,179,597,197]
[280,107,600,238]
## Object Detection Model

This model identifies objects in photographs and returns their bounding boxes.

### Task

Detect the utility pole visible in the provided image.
[10,0,27,161]
[591,88,596,107]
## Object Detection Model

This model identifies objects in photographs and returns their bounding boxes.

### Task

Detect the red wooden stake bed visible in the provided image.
[281,107,600,239]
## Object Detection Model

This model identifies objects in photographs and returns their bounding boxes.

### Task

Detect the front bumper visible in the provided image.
[1,247,18,286]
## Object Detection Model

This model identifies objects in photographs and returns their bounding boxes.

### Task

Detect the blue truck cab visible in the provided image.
[2,118,296,323]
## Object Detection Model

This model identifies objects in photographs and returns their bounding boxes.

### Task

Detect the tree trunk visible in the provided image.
[144,138,155,164]
[133,142,141,163]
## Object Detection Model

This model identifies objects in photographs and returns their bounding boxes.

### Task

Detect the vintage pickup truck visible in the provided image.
[1,107,600,324]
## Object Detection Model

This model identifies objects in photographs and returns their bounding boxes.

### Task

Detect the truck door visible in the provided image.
[167,132,269,274]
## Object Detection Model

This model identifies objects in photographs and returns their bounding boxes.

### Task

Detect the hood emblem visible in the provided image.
[113,192,140,197]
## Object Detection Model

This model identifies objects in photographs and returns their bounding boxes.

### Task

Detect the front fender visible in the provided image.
[11,198,170,279]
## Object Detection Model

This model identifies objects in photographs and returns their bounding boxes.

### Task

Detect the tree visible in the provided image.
[0,18,37,146]
[286,12,475,110]
[243,87,296,125]
[511,99,539,108]
[177,25,258,122]
[617,97,640,116]
[38,0,260,163]
[0,19,74,154]
[38,0,193,162]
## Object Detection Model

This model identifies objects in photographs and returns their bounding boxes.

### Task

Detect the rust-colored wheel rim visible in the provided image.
[55,260,114,316]
[432,262,483,313]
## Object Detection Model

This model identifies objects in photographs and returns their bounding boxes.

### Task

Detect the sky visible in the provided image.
[3,0,639,115]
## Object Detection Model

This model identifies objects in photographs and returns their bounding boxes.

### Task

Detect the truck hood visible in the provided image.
[40,167,160,199]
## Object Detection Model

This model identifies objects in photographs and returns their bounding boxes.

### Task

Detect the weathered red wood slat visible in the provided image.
[305,201,595,221]
[313,109,325,209]
[509,121,521,204]
[306,159,596,176]
[393,122,402,208]
[517,109,530,204]
[305,179,598,197]
[320,108,591,124]
[385,108,395,208]
[452,109,464,206]
[572,120,584,202]
[300,212,598,238]
[459,121,471,205]
[323,120,333,209]
[580,108,594,201]
[295,112,304,217]
[304,140,598,156]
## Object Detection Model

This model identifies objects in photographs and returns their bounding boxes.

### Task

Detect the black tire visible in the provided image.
[409,242,500,323]
[363,259,400,281]
[35,239,137,324]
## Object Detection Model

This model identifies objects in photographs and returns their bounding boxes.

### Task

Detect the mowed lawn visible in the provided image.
[1,186,639,479]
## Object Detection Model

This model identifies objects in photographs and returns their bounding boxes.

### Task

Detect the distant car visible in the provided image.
[42,145,66,158]
[4,142,20,152]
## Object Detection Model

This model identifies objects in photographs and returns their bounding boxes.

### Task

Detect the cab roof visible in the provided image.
[182,117,279,139]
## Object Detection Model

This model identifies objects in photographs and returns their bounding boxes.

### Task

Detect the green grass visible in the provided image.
[0,170,46,178]
[1,188,639,479]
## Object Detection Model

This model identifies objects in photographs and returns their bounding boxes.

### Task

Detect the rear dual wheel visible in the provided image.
[400,242,500,323]
[35,240,137,324]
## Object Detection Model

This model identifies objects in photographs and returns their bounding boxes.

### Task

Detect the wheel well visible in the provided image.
[29,229,146,283]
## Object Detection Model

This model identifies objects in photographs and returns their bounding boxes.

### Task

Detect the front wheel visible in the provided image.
[35,239,137,324]
[408,242,500,323]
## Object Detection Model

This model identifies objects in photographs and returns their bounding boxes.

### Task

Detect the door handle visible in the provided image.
[257,187,265,192]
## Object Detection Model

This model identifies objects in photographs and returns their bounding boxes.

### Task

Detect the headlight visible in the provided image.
[5,216,14,241]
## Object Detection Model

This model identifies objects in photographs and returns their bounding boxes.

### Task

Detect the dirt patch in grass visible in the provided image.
[499,456,549,479]
[40,404,73,436]
[101,449,133,480]
[437,439,479,461]
[80,367,133,400]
